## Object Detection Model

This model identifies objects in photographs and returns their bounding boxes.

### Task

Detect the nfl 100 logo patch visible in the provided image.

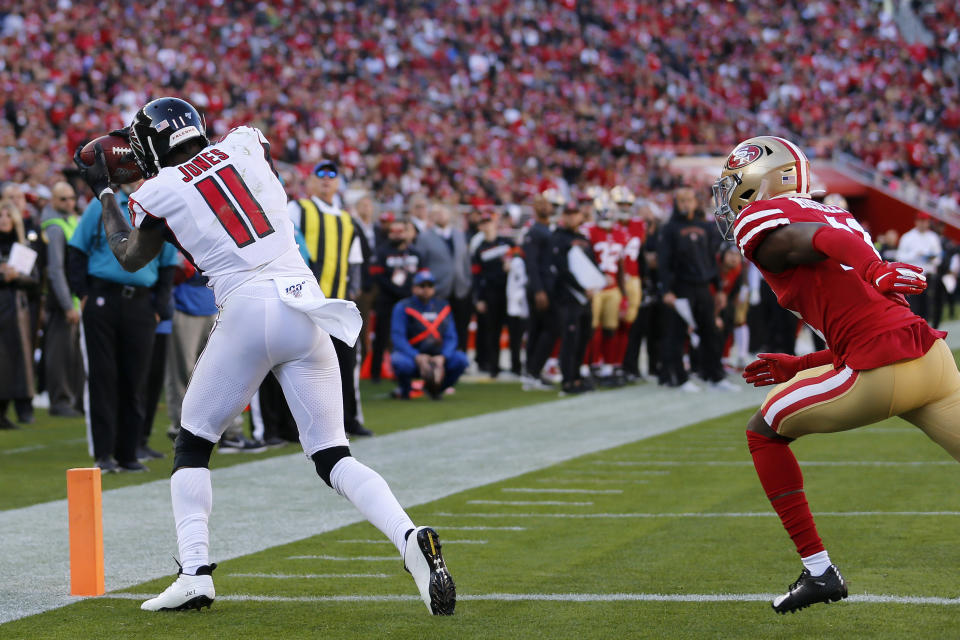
[285,281,306,298]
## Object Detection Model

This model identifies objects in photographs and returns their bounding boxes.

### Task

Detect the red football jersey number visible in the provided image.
[196,166,275,248]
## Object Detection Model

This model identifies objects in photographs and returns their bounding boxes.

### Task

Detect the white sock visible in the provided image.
[734,325,749,364]
[329,457,415,555]
[802,550,832,577]
[171,467,213,575]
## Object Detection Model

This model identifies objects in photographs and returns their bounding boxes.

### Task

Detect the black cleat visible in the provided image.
[404,526,456,615]
[772,565,848,614]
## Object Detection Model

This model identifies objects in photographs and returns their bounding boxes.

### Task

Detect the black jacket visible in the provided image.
[522,221,554,296]
[549,226,593,306]
[657,211,721,293]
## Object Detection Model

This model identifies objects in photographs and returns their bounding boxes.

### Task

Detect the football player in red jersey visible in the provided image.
[612,186,645,379]
[585,190,628,385]
[714,135,960,614]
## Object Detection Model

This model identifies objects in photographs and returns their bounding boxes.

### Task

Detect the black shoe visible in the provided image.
[390,388,410,400]
[346,424,374,437]
[16,410,34,425]
[219,436,267,454]
[262,436,289,448]
[118,460,149,473]
[95,457,119,473]
[772,565,848,614]
[49,405,84,418]
[137,445,166,461]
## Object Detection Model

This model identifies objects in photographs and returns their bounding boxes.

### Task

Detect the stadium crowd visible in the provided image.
[1,0,960,467]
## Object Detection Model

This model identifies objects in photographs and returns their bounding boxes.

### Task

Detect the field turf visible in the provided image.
[4,377,960,638]
[0,379,557,511]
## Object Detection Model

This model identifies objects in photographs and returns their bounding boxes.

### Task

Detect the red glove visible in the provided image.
[742,350,833,387]
[862,261,927,296]
[811,226,927,296]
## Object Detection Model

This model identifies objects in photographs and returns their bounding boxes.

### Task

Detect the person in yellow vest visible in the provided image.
[40,181,84,417]
[287,160,372,436]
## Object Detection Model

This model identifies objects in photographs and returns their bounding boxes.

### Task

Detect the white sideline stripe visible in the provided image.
[502,488,623,494]
[288,556,398,562]
[1,438,86,455]
[433,511,960,519]
[99,591,960,606]
[339,538,488,544]
[467,500,594,506]
[439,526,527,531]
[596,460,954,467]
[226,573,391,579]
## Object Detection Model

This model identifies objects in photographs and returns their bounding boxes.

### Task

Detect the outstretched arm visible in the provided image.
[754,221,926,296]
[74,143,165,272]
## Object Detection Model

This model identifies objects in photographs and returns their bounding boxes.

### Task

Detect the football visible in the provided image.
[78,134,143,184]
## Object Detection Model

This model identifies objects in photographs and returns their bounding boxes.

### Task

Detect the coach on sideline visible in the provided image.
[67,181,178,473]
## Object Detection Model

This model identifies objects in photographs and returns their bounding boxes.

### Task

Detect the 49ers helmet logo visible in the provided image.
[726,144,763,170]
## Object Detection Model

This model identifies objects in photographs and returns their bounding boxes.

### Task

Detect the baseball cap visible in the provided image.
[313,160,338,177]
[413,270,435,286]
[916,211,932,221]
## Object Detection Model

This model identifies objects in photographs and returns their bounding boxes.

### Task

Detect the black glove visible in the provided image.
[108,127,130,141]
[73,143,112,197]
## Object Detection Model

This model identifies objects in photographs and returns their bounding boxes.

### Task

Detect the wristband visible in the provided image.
[99,187,114,198]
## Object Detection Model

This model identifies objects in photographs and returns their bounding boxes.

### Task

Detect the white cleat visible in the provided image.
[141,564,217,612]
[403,526,456,615]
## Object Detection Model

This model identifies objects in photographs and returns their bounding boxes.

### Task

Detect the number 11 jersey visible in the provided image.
[734,196,944,370]
[128,126,310,304]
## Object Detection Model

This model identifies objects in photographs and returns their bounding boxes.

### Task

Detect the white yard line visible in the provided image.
[502,488,623,494]
[226,573,391,579]
[595,460,955,467]
[338,539,487,544]
[431,511,960,519]
[467,500,594,506]
[1,380,769,624]
[98,591,960,606]
[287,556,399,562]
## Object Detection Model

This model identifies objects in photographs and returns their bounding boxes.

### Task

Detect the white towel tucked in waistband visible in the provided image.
[272,276,362,346]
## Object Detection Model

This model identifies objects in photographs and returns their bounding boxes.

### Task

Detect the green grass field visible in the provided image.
[0,379,558,511]
[4,389,960,638]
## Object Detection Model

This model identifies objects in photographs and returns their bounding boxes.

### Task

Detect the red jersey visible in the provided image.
[735,196,944,370]
[617,217,646,277]
[587,224,627,288]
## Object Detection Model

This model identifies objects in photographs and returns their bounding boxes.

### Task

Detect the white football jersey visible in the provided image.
[129,126,310,304]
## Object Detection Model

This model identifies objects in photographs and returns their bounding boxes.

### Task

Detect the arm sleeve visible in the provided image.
[811,225,882,280]
[66,246,89,299]
[391,301,419,358]
[799,349,834,370]
[45,225,74,311]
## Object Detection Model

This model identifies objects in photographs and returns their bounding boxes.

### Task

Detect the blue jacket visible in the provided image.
[69,191,179,286]
[391,296,458,359]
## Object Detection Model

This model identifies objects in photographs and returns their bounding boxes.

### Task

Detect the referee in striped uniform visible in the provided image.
[287,160,371,436]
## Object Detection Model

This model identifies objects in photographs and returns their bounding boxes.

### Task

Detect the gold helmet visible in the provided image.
[610,185,635,220]
[713,136,811,240]
[541,188,566,208]
[610,185,635,206]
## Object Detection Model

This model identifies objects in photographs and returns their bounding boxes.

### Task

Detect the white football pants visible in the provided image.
[180,279,349,455]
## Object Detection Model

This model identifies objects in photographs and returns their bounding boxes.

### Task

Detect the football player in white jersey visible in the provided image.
[73,97,455,615]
